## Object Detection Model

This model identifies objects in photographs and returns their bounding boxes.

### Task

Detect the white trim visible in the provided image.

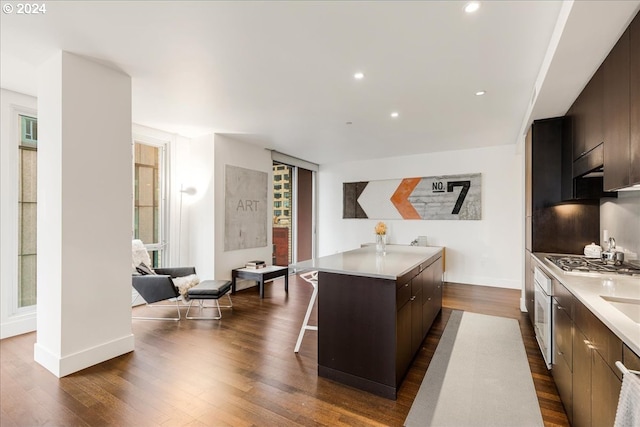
[1,94,38,338]
[132,133,170,266]
[34,333,135,378]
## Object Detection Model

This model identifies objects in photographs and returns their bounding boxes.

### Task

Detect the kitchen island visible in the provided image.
[292,245,444,399]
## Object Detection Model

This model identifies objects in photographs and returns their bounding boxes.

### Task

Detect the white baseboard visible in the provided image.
[444,273,521,289]
[34,333,135,378]
[520,297,528,312]
[1,313,36,339]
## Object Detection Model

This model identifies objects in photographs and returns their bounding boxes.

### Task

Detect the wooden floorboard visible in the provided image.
[0,278,569,426]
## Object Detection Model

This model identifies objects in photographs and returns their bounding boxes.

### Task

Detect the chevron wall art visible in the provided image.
[343,173,481,220]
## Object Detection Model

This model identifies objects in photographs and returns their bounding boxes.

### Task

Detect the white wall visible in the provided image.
[187,134,273,288]
[187,134,216,278]
[600,192,640,259]
[34,52,134,377]
[318,144,524,289]
[0,89,38,339]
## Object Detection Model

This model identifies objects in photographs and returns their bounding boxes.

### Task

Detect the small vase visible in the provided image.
[376,234,386,254]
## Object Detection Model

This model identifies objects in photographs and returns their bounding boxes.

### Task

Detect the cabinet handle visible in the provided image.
[557,305,565,311]
[558,351,564,356]
[410,296,416,301]
[405,283,409,287]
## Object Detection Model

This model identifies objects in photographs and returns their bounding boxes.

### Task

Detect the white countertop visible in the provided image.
[533,253,640,356]
[291,245,443,280]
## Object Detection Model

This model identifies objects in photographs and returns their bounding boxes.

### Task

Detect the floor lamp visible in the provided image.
[178,185,196,265]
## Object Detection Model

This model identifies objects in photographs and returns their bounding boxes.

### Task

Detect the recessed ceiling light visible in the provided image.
[390,112,399,118]
[475,90,486,96]
[346,121,353,125]
[465,2,480,13]
[354,72,364,80]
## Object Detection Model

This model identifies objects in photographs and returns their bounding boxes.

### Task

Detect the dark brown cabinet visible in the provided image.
[570,285,623,426]
[410,278,423,356]
[539,264,631,426]
[572,10,640,191]
[552,280,575,425]
[592,350,622,427]
[603,28,631,190]
[422,258,443,335]
[526,118,600,254]
[573,328,592,427]
[630,12,640,185]
[572,68,605,161]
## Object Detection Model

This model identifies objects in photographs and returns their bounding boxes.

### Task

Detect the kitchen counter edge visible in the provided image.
[533,252,640,356]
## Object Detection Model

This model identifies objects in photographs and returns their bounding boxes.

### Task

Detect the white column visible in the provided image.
[35,51,134,377]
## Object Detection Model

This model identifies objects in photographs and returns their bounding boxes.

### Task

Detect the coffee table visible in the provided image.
[231,265,289,298]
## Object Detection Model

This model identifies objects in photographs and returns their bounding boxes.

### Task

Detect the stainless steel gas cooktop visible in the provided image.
[546,255,640,276]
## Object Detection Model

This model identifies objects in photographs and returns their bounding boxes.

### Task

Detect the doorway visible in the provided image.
[272,162,315,265]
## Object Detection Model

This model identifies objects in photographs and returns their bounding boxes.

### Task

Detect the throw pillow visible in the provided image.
[172,274,200,301]
[136,262,156,275]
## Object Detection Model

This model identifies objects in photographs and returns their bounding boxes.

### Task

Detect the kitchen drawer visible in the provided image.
[398,265,420,286]
[553,279,575,320]
[397,280,411,310]
[553,298,573,370]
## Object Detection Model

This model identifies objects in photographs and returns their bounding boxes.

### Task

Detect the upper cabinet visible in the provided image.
[570,67,604,161]
[600,11,640,191]
[584,68,605,158]
[567,11,639,191]
[603,28,630,190]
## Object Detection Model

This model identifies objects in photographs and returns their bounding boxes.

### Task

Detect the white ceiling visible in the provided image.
[1,1,639,165]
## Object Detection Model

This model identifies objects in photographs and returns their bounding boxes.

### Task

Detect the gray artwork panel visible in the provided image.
[225,165,268,251]
[409,173,481,220]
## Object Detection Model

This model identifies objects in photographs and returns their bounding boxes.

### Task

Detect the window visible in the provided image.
[18,115,37,308]
[272,162,294,263]
[21,116,38,148]
[133,141,166,267]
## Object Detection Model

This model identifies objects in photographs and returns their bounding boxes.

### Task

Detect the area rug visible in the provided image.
[404,310,543,427]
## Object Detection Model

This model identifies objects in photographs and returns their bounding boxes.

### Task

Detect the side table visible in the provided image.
[231,265,289,299]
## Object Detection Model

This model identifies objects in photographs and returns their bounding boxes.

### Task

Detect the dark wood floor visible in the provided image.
[1,277,569,426]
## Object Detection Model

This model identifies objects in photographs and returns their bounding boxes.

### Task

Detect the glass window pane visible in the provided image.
[134,142,163,268]
[19,255,37,307]
[272,163,293,265]
[18,115,38,308]
[21,203,37,255]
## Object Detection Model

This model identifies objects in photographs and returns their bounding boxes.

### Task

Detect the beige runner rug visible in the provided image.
[404,310,543,427]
